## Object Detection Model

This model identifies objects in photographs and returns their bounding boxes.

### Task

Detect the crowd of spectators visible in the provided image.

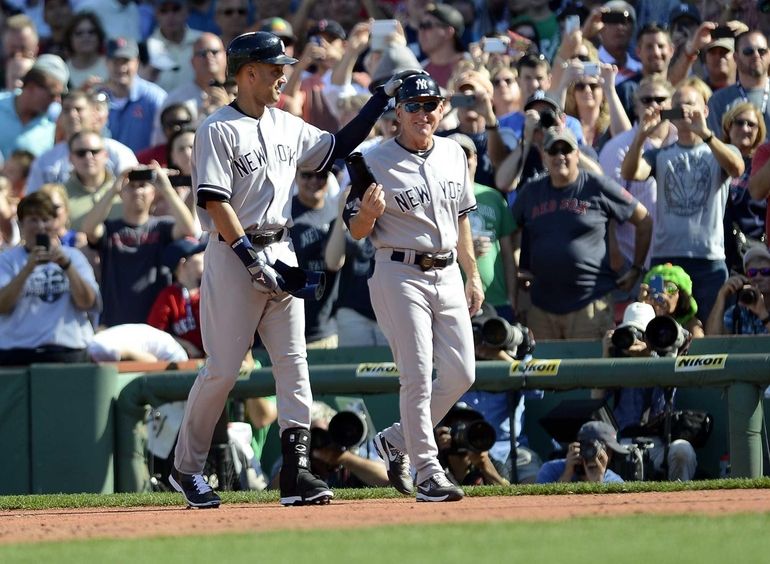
[2,0,770,485]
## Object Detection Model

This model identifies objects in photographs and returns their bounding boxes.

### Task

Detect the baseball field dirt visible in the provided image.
[1,489,769,545]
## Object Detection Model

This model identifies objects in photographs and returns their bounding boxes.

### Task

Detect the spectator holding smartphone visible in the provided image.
[0,191,100,366]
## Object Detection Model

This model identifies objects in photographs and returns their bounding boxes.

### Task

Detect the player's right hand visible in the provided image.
[359,183,386,219]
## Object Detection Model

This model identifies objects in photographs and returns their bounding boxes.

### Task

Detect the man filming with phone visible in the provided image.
[0,191,100,366]
[621,81,744,321]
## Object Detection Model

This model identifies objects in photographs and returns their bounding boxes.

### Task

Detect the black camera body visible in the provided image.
[538,109,558,129]
[738,286,759,306]
[447,419,496,454]
[471,304,533,358]
[611,325,644,350]
[578,438,603,462]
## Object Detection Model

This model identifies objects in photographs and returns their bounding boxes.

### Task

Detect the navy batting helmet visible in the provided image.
[226,32,298,76]
[395,73,443,104]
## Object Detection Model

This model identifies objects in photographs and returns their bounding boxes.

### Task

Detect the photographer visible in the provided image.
[597,300,698,481]
[535,421,625,483]
[464,302,543,483]
[706,245,770,335]
[435,403,509,486]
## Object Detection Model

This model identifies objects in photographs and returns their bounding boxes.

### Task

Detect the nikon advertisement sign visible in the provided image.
[675,354,728,372]
[356,363,400,377]
[512,359,562,376]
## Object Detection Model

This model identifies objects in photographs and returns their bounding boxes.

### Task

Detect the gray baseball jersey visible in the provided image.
[175,103,335,476]
[345,136,477,250]
[347,136,478,485]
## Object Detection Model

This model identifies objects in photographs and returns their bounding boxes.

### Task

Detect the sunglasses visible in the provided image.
[218,8,247,16]
[195,48,222,58]
[402,100,440,113]
[546,144,574,156]
[575,54,592,62]
[574,81,601,91]
[663,283,679,295]
[493,77,514,86]
[741,46,769,56]
[73,28,97,37]
[73,147,104,158]
[639,95,668,105]
[418,21,447,30]
[747,267,770,278]
[299,171,327,180]
[732,118,759,128]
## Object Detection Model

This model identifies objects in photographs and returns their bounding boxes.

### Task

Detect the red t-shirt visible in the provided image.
[146,284,203,351]
[749,141,770,242]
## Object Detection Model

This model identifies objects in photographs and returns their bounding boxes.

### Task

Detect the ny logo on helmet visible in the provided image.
[416,78,429,90]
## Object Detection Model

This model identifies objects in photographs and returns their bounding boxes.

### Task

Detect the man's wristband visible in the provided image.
[485,120,499,130]
[702,132,714,144]
[230,235,256,267]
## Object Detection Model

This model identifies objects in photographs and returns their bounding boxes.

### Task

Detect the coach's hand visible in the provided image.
[383,69,428,97]
[359,183,386,220]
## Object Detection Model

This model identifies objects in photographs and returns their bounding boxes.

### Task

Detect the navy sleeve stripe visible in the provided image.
[316,135,336,172]
[197,183,230,196]
[459,204,477,217]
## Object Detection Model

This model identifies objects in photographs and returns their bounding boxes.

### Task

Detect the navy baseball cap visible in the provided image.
[669,3,701,26]
[523,89,562,112]
[577,421,629,454]
[107,37,139,59]
[308,19,346,41]
[162,237,207,270]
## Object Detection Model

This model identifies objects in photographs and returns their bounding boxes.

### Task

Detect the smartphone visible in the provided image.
[564,14,581,35]
[169,174,192,187]
[648,274,665,296]
[450,94,477,108]
[482,37,508,54]
[35,233,50,250]
[601,11,630,25]
[712,25,734,39]
[127,168,157,182]
[309,35,322,46]
[660,107,685,121]
[582,62,600,76]
[370,19,398,51]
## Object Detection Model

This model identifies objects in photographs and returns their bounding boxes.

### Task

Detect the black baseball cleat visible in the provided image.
[415,472,464,502]
[280,469,334,506]
[169,468,221,509]
[373,432,414,495]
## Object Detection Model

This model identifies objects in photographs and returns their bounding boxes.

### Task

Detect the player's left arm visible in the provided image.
[457,213,484,316]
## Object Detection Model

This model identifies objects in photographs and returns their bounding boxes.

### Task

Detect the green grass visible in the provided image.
[2,477,769,511]
[2,513,770,564]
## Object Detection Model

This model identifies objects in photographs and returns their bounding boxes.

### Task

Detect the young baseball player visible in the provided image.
[169,31,407,508]
[344,72,485,502]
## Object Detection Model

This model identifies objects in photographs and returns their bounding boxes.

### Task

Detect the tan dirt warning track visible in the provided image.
[1,489,769,545]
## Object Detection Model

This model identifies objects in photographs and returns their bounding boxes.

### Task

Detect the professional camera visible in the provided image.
[310,410,368,450]
[471,302,534,358]
[738,285,760,306]
[538,108,558,129]
[610,302,655,355]
[645,315,690,357]
[578,438,603,462]
[442,404,497,455]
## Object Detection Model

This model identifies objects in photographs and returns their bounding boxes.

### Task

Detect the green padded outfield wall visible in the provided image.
[0,369,30,494]
[29,363,118,493]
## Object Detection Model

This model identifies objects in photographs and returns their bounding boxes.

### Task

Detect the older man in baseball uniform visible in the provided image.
[345,72,484,502]
[169,31,404,508]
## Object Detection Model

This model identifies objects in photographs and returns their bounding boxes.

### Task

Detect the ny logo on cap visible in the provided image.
[416,78,429,90]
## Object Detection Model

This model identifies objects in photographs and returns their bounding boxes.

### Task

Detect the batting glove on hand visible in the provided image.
[382,69,428,97]
[231,235,282,295]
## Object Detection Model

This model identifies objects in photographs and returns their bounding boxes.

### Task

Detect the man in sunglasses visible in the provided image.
[512,127,652,340]
[345,72,483,502]
[708,30,770,137]
[147,0,202,93]
[623,82,745,321]
[706,244,770,335]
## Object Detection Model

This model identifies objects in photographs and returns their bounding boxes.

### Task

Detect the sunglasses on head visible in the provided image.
[732,118,758,128]
[741,46,769,56]
[639,95,668,105]
[73,147,104,158]
[402,100,440,113]
[747,267,770,277]
[546,143,574,156]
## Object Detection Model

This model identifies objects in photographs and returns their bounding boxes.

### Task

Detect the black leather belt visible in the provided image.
[219,228,285,246]
[391,250,454,271]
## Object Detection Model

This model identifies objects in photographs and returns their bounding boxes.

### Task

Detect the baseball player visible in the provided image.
[169,31,404,508]
[344,73,484,502]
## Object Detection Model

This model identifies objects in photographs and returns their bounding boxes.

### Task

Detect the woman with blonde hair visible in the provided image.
[720,101,767,272]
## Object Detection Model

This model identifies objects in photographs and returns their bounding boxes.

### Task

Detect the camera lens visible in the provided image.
[611,326,641,350]
[738,287,759,306]
[539,109,557,129]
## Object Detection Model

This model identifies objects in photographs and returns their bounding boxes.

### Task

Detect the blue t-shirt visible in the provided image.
[535,459,624,483]
[105,77,167,153]
[511,170,639,313]
[0,91,58,159]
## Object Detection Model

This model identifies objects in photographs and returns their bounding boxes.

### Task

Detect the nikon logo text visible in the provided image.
[523,360,561,376]
[674,355,728,372]
[356,362,400,377]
